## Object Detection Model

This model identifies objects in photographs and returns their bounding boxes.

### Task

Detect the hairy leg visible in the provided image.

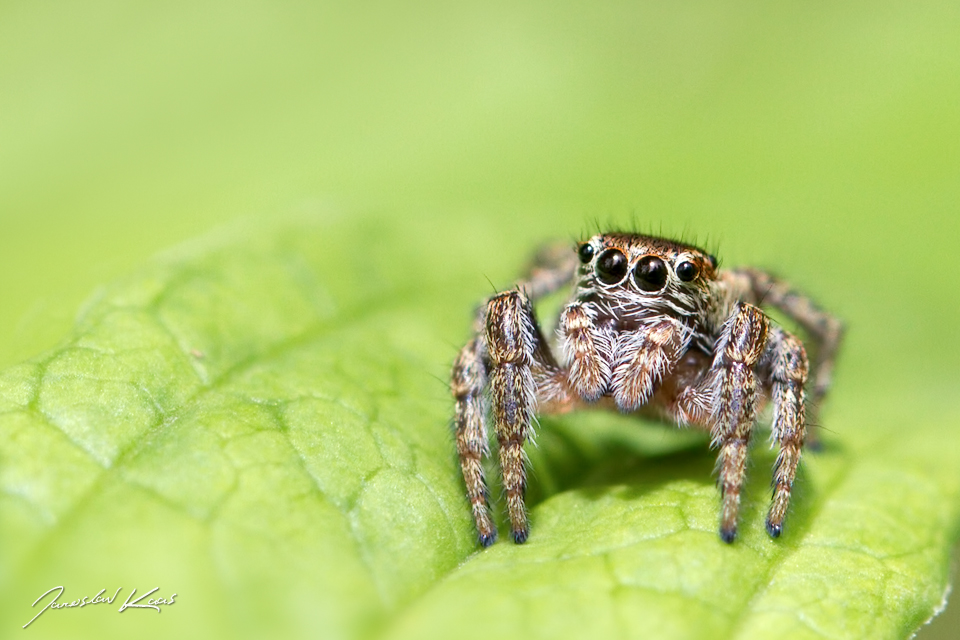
[610,318,690,411]
[454,243,578,546]
[759,326,809,537]
[708,302,769,542]
[558,301,613,400]
[485,290,567,543]
[516,240,580,299]
[471,239,579,331]
[451,337,496,545]
[735,268,843,444]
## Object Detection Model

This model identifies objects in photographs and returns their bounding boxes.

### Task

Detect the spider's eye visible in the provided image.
[578,243,595,263]
[595,249,628,284]
[676,261,699,282]
[633,256,668,292]
[707,254,718,270]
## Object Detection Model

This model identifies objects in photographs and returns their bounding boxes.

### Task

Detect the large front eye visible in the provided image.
[633,256,668,291]
[595,249,628,284]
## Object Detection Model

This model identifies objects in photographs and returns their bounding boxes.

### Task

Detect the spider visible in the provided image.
[451,232,843,546]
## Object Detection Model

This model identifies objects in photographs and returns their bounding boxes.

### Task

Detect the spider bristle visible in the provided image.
[482,274,501,296]
[592,216,604,235]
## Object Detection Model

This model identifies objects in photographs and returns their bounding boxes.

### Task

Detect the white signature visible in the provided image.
[23,586,177,628]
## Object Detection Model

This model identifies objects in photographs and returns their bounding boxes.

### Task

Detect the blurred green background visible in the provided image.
[2,1,959,638]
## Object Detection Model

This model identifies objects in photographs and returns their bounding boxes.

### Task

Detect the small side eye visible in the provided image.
[578,243,595,263]
[708,254,718,270]
[595,249,628,284]
[676,261,699,282]
[634,256,668,291]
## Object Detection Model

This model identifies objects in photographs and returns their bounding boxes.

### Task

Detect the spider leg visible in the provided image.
[759,326,809,537]
[558,302,613,400]
[516,239,580,299]
[485,289,563,543]
[470,239,579,330]
[611,319,689,411]
[734,268,843,446]
[709,302,769,543]
[454,243,577,546]
[452,337,497,546]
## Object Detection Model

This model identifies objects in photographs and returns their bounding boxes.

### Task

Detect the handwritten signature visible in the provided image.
[23,586,177,628]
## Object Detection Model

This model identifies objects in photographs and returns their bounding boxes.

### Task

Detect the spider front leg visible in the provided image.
[611,319,690,411]
[453,243,576,547]
[485,290,561,544]
[558,302,612,400]
[709,303,769,543]
[452,287,565,546]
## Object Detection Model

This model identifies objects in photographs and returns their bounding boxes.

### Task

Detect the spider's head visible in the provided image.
[575,233,718,316]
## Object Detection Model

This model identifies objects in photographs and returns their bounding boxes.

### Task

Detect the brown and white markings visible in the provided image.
[451,232,843,546]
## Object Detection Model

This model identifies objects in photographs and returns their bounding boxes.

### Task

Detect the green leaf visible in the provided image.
[2,214,959,640]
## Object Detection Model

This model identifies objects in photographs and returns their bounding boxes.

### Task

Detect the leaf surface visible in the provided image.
[2,215,958,640]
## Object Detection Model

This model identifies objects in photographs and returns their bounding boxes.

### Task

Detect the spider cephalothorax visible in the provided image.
[451,232,843,546]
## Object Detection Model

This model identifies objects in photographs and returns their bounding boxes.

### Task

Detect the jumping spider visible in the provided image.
[451,232,843,546]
